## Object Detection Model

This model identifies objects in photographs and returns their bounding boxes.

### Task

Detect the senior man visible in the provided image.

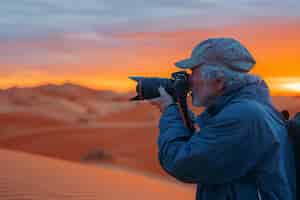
[149,38,296,200]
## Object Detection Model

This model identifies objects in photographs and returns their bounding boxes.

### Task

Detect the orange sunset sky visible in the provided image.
[0,1,299,95]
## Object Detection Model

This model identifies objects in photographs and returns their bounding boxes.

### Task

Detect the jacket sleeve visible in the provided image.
[157,101,279,184]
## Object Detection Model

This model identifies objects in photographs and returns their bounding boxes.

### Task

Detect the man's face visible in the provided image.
[188,66,224,107]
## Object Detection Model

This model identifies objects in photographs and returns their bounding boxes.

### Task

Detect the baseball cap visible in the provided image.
[175,37,256,72]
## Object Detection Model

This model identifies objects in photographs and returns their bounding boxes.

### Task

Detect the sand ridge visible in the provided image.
[0,149,195,200]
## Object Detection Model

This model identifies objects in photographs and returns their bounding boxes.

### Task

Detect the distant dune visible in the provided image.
[0,83,136,123]
[0,149,195,200]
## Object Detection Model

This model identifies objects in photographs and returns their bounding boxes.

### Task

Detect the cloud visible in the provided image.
[265,77,300,94]
[1,0,300,40]
[0,30,138,76]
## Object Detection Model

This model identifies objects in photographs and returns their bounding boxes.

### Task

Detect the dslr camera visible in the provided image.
[129,71,195,132]
[129,71,190,101]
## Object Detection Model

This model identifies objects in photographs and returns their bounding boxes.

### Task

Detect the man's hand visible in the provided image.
[148,86,175,113]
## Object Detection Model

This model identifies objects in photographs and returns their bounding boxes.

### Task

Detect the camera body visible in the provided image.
[129,71,190,101]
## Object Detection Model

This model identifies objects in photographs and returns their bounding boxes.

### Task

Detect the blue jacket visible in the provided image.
[157,75,296,200]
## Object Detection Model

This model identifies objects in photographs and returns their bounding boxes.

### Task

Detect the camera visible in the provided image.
[129,70,195,132]
[129,71,190,101]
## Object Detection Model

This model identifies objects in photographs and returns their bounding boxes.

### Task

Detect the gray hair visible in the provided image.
[199,64,250,89]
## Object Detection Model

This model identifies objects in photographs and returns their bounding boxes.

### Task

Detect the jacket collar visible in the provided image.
[196,75,271,125]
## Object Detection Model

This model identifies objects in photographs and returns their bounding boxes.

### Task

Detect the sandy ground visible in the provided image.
[0,149,195,200]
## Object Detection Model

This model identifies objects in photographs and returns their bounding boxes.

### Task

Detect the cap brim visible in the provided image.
[174,58,198,69]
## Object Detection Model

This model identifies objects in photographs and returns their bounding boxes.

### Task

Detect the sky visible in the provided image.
[0,0,300,95]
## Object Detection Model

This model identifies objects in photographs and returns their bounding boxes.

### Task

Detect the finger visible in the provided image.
[158,86,168,96]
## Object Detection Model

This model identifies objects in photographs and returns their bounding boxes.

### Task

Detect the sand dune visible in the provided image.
[97,102,160,122]
[0,83,136,123]
[0,85,165,177]
[0,123,165,176]
[0,149,195,200]
[0,112,67,137]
